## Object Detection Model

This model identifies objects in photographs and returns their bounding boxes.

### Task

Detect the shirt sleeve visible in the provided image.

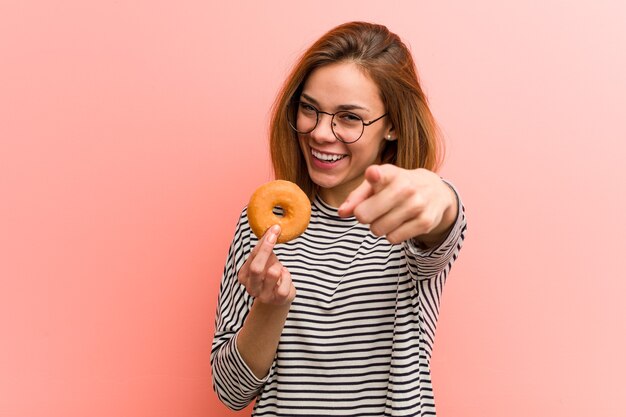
[402,179,468,281]
[210,208,269,410]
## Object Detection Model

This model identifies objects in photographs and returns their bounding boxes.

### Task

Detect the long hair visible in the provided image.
[269,21,443,199]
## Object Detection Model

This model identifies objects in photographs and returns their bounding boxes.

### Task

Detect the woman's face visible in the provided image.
[297,62,393,207]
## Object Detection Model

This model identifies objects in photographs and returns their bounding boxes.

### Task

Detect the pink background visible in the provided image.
[1,1,625,416]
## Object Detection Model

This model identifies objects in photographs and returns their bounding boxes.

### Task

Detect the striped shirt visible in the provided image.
[211,185,467,416]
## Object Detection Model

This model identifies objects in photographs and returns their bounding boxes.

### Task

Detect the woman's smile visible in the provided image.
[310,147,349,169]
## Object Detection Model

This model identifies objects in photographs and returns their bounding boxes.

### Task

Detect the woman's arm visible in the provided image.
[236,300,291,379]
[236,225,296,379]
[211,219,294,410]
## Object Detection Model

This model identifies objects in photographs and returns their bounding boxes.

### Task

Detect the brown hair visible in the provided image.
[269,21,443,199]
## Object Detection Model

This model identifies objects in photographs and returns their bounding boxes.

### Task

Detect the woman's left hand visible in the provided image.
[338,164,458,247]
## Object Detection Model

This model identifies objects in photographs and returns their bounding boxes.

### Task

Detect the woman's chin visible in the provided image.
[309,173,341,190]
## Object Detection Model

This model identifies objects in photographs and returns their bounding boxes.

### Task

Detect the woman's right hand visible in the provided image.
[237,224,296,306]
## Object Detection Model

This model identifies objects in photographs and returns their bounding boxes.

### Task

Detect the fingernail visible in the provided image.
[338,202,347,212]
[267,225,280,243]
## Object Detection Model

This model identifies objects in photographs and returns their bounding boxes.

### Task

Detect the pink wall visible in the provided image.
[1,1,625,416]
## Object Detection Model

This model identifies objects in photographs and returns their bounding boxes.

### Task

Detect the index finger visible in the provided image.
[338,164,392,217]
[337,178,373,217]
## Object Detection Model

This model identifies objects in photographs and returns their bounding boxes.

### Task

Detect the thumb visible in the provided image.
[365,164,396,192]
[364,165,383,190]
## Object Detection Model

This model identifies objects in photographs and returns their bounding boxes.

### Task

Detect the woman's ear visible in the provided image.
[384,127,397,141]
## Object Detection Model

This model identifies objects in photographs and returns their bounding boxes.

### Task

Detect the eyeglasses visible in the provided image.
[287,101,387,144]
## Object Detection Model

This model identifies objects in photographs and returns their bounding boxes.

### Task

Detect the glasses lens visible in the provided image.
[332,111,364,143]
[287,102,317,134]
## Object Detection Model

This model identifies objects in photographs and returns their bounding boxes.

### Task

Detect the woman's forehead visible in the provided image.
[301,62,382,112]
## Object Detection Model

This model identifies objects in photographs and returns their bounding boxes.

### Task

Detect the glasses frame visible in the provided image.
[287,100,388,144]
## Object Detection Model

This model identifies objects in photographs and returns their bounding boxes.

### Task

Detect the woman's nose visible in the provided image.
[310,113,337,143]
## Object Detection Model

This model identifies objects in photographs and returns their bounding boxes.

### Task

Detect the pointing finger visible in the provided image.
[338,165,396,217]
[337,179,372,217]
[338,165,388,217]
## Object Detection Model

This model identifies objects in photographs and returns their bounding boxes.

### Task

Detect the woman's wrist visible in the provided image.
[413,180,459,248]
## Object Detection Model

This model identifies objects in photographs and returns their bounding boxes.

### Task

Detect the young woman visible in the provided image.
[211,21,467,416]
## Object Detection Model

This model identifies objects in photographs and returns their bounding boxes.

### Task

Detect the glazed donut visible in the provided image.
[247,180,311,243]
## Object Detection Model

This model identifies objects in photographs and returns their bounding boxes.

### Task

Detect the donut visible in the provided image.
[247,180,311,243]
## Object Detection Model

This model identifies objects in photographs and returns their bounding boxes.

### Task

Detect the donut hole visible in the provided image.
[272,205,286,218]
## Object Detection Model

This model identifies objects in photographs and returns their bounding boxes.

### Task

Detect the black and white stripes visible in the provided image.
[212,189,466,416]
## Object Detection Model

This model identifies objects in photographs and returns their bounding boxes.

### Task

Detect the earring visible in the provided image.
[386,134,393,141]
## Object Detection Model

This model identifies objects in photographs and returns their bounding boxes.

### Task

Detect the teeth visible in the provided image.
[312,149,346,162]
